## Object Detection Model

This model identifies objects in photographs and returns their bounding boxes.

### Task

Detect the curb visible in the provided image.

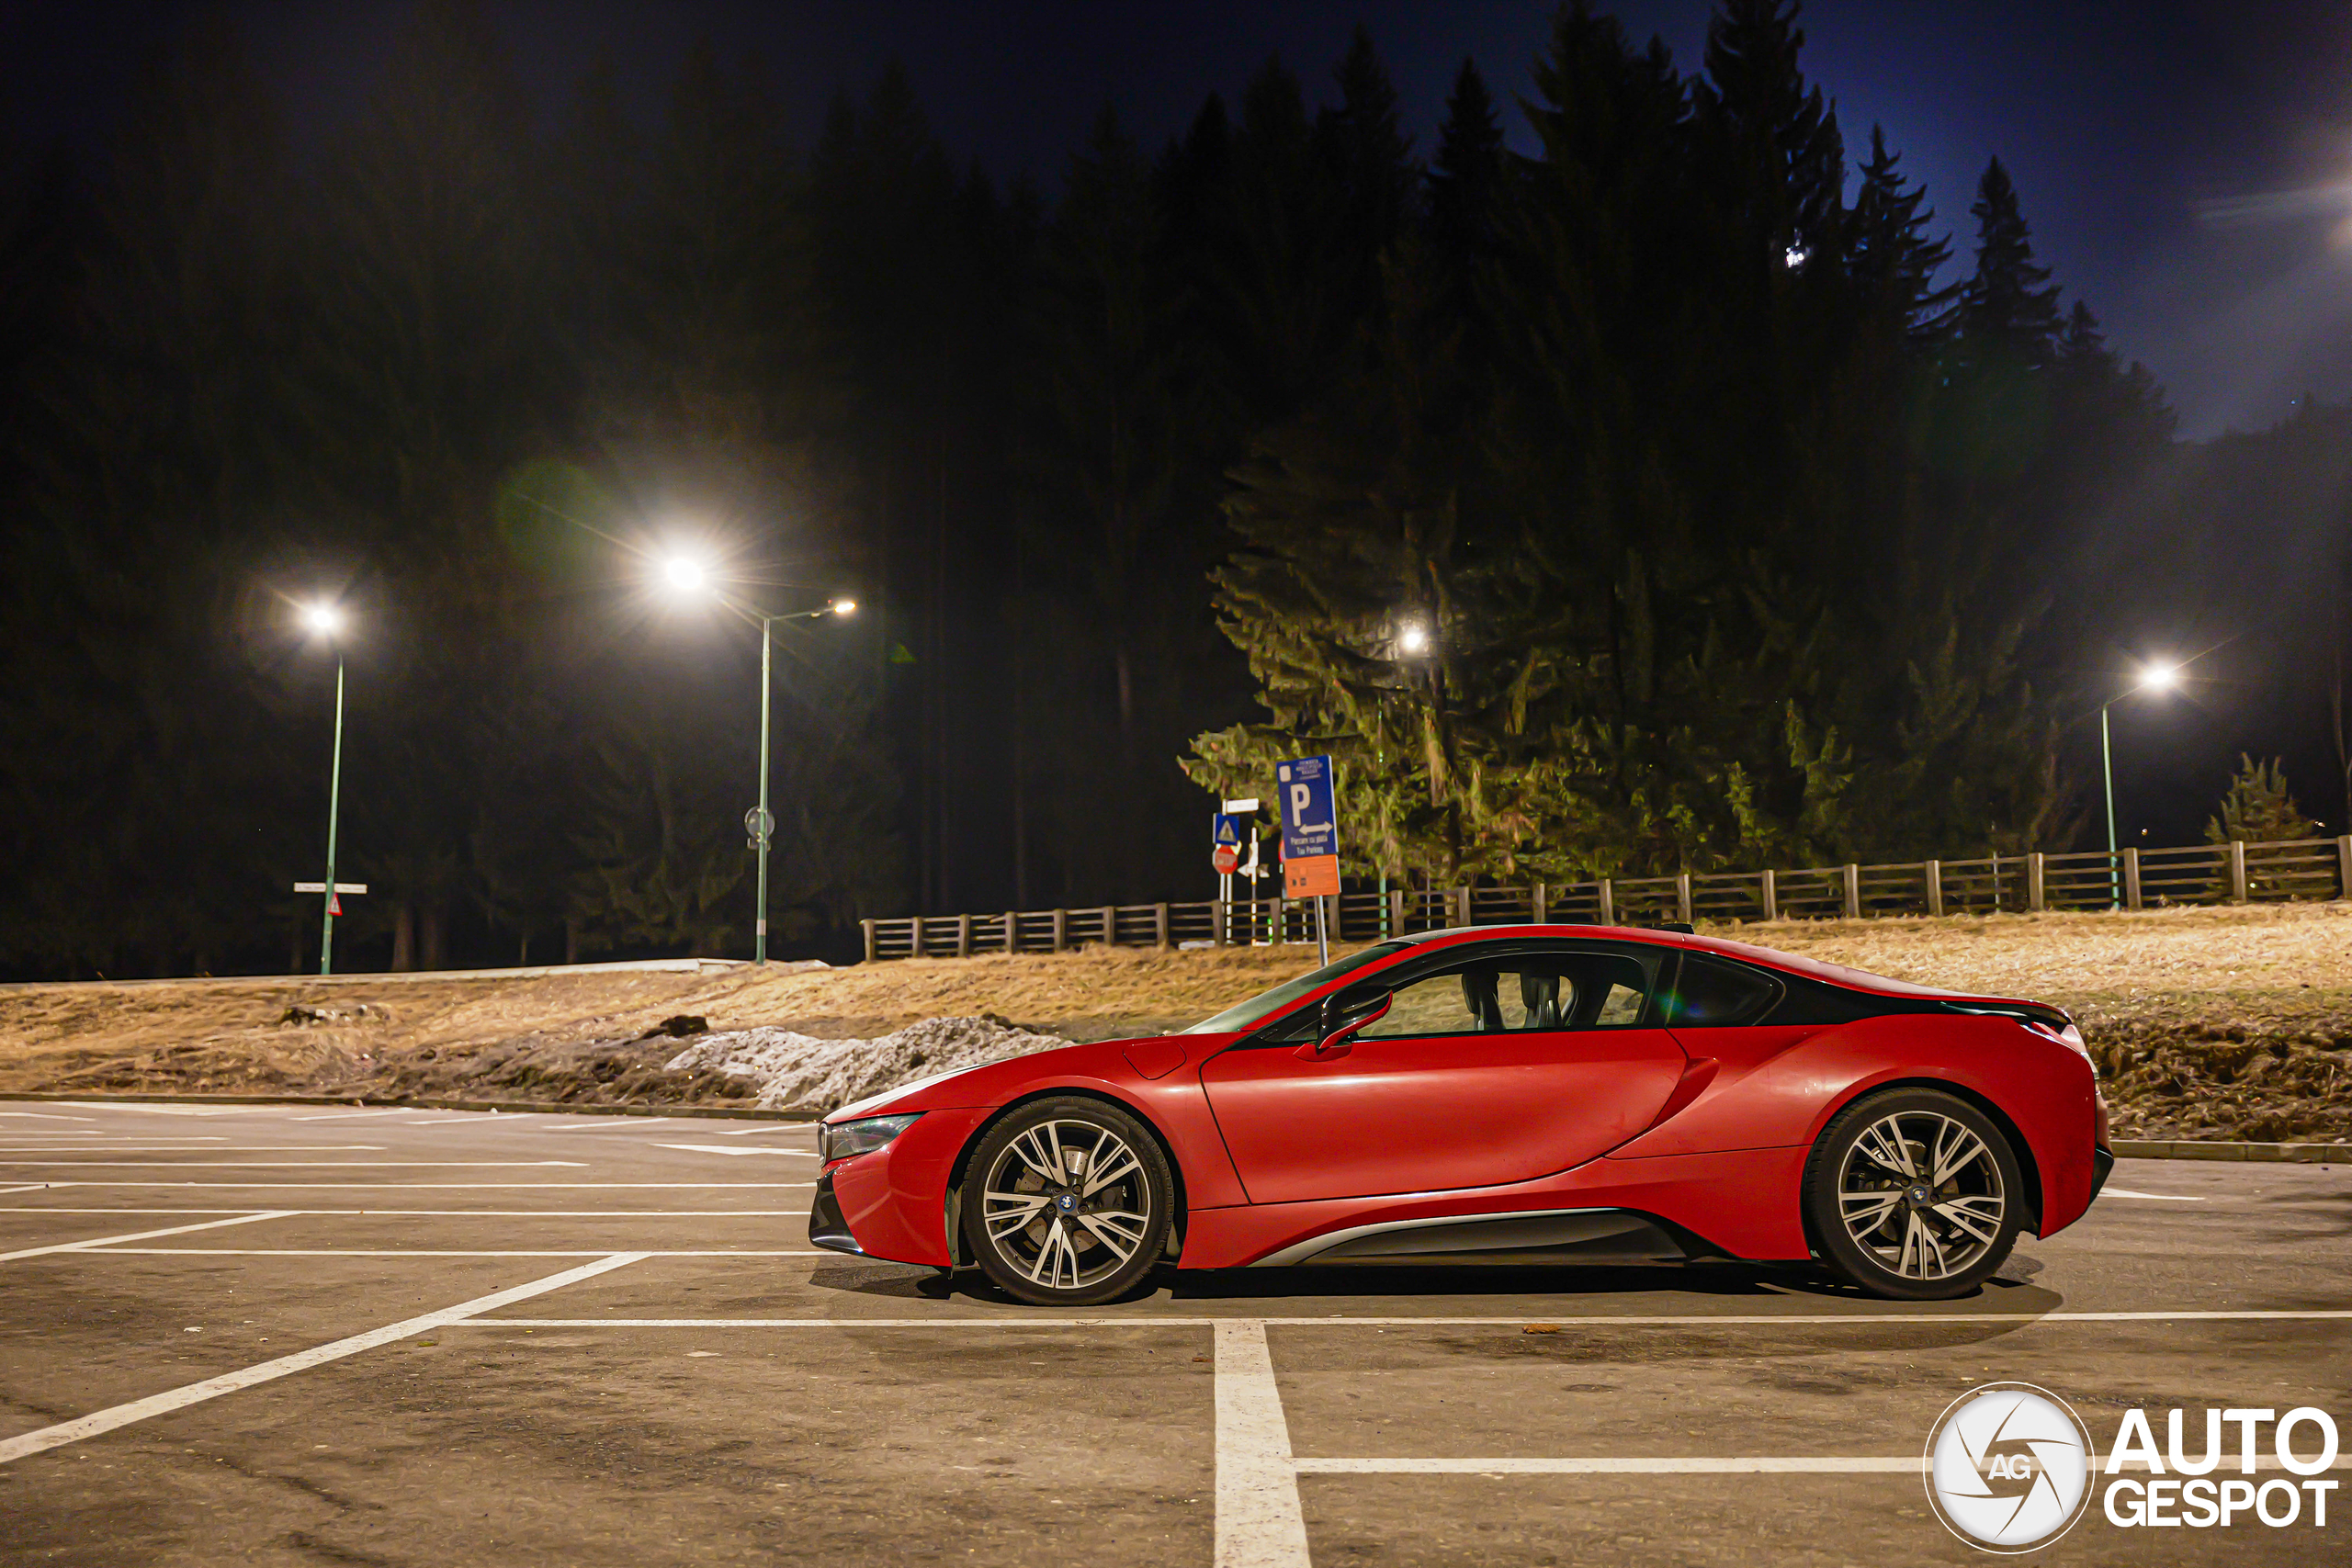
[0,1090,816,1122]
[2110,1139,2346,1164]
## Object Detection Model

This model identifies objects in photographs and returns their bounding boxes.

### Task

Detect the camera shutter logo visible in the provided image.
[1923,1382,2094,1552]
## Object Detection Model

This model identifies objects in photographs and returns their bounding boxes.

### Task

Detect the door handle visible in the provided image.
[1294,1039,1351,1062]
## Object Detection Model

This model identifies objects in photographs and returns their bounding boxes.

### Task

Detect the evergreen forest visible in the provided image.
[3,0,2348,978]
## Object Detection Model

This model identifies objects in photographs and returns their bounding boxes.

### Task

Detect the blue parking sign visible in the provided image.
[1276,754,1338,862]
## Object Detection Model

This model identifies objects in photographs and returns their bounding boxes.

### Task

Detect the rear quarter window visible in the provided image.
[1661,953,1783,1027]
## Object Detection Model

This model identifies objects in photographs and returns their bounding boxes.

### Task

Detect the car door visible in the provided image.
[1198,939,1690,1203]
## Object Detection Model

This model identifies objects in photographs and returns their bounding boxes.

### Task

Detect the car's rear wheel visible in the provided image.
[1804,1088,2023,1301]
[961,1097,1173,1306]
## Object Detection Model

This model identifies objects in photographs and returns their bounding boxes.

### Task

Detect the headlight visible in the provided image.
[819,1112,921,1162]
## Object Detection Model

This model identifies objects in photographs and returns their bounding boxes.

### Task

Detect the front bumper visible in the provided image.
[813,1105,993,1267]
[808,1172,862,1256]
[2087,1145,2115,1206]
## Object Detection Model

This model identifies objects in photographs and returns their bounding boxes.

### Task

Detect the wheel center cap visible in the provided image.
[1055,1191,1078,1213]
[1907,1184,1933,1207]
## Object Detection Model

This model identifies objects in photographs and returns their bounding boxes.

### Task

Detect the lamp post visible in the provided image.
[302,603,349,975]
[662,555,855,964]
[2101,660,2180,908]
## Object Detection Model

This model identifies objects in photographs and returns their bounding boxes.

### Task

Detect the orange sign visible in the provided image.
[1283,853,1340,898]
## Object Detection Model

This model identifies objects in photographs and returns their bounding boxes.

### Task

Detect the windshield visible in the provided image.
[1181,942,1408,1034]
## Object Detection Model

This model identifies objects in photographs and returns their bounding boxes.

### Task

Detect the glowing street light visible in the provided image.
[1397,623,1430,655]
[2101,658,2188,908]
[658,556,858,964]
[302,602,351,975]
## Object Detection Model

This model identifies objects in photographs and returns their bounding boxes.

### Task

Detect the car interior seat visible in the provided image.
[1520,970,1563,1030]
[1458,967,1507,1031]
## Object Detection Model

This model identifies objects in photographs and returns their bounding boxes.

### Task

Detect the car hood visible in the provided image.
[823,1032,1212,1123]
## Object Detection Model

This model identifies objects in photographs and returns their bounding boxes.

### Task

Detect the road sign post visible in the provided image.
[1277,756,1340,965]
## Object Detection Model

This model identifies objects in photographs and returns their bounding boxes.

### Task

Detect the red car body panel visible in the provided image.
[1199,1026,1688,1202]
[817,924,2105,1272]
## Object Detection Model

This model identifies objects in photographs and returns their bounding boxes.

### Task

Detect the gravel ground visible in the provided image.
[3,903,2346,1136]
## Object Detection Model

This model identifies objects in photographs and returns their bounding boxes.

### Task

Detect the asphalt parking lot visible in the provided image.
[0,1102,2346,1566]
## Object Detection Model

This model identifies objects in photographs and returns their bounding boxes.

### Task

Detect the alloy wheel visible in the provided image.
[1836,1110,2007,1282]
[978,1118,1154,1292]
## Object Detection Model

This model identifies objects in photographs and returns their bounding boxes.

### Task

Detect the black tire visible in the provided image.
[960,1096,1174,1306]
[1804,1087,2024,1301]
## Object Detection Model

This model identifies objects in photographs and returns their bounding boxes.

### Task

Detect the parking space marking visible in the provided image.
[0,1112,96,1121]
[1296,1457,1917,1474]
[0,1252,649,1466]
[27,1180,815,1189]
[1216,1320,1311,1568]
[73,1248,831,1257]
[0,1160,590,1168]
[289,1110,434,1121]
[0,1147,380,1156]
[0,1212,294,1262]
[651,1144,820,1158]
[450,1309,2352,1327]
[89,1249,826,1258]
[0,1206,812,1216]
[694,1124,811,1136]
[2104,1189,2205,1201]
[0,1186,47,1195]
[535,1119,682,1132]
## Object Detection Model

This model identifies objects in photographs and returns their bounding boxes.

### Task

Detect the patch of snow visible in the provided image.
[663,1015,1069,1114]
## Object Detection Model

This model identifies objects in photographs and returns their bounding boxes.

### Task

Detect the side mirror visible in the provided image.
[1312,987,1392,1055]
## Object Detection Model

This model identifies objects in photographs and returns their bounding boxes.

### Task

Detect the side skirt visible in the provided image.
[1250,1208,1694,1268]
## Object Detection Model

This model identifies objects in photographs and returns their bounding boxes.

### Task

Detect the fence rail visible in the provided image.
[859,836,2352,962]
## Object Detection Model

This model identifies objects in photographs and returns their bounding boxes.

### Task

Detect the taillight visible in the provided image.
[2025,1018,2093,1067]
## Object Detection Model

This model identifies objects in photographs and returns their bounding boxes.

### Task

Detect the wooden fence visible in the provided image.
[859,835,2352,962]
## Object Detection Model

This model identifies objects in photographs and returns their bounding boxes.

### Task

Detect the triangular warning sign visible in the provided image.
[328,894,343,917]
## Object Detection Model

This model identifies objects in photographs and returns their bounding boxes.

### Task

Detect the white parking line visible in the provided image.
[2104,1189,2205,1201]
[537,1119,679,1132]
[0,1206,811,1216]
[0,1112,96,1121]
[28,1181,814,1189]
[1295,1456,1916,1474]
[450,1309,2352,1327]
[0,1212,294,1262]
[0,1252,649,1466]
[0,1185,47,1195]
[694,1124,811,1136]
[0,1146,379,1155]
[0,1160,590,1168]
[651,1144,819,1158]
[85,1247,831,1257]
[289,1110,433,1121]
[1216,1319,1311,1568]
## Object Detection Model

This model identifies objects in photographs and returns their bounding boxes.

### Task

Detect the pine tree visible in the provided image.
[1847,126,1951,335]
[2207,755,2323,845]
[1957,158,2062,365]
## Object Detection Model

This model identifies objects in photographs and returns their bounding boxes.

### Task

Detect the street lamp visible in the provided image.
[661,558,856,964]
[2101,660,2182,908]
[302,602,349,975]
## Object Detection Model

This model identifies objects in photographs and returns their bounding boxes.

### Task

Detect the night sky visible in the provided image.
[7,0,2350,438]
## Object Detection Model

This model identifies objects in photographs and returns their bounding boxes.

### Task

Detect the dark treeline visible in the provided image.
[2,1,2346,979]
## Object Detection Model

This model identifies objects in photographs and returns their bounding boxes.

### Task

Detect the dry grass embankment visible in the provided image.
[3,903,2347,1137]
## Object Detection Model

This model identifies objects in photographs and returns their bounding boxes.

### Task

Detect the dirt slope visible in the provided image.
[3,904,2347,1137]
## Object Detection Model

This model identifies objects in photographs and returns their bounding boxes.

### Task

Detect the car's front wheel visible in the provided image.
[961,1097,1173,1306]
[1804,1088,2024,1300]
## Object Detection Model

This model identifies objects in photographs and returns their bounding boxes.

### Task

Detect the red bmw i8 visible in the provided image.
[809,924,2112,1304]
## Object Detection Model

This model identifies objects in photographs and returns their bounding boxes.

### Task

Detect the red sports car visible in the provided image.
[809,925,2112,1304]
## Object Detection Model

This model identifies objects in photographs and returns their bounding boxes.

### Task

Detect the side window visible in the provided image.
[1663,953,1783,1027]
[1355,969,1486,1039]
[1349,947,1663,1039]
